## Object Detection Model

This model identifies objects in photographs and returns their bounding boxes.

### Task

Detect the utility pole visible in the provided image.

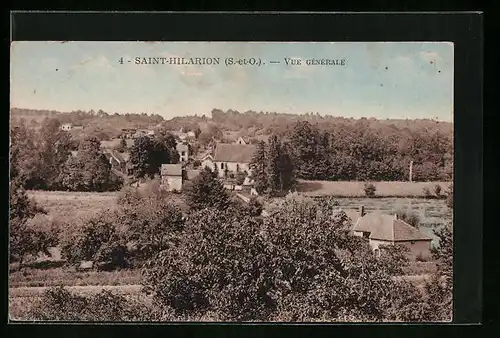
[409,160,414,182]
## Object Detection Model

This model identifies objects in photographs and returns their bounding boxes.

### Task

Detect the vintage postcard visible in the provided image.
[9,41,453,322]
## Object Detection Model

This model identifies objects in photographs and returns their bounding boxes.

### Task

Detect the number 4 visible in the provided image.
[118,57,124,64]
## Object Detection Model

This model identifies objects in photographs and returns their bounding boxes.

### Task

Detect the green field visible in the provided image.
[27,190,119,218]
[297,180,452,198]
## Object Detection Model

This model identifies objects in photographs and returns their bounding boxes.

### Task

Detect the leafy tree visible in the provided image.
[364,183,376,197]
[266,135,282,193]
[235,171,246,186]
[279,142,296,192]
[434,184,442,197]
[59,137,123,192]
[143,198,423,322]
[129,135,179,179]
[118,194,185,263]
[60,210,128,270]
[184,167,231,211]
[247,197,263,217]
[9,181,48,265]
[9,121,40,188]
[250,141,268,194]
[36,118,72,189]
[289,121,319,179]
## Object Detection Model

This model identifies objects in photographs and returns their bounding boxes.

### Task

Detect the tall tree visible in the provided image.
[250,141,268,194]
[36,118,72,189]
[59,137,122,192]
[266,135,282,193]
[129,135,179,179]
[10,121,40,188]
[184,167,231,211]
[279,141,296,191]
[289,121,319,179]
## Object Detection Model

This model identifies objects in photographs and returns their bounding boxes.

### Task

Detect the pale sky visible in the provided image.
[10,41,453,121]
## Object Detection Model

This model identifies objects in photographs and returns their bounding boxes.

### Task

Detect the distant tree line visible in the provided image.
[10,118,122,192]
[285,120,452,182]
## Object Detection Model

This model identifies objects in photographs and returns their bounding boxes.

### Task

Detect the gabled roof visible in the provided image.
[344,209,361,225]
[201,154,214,161]
[161,163,182,176]
[214,143,257,163]
[352,212,432,242]
[103,149,127,164]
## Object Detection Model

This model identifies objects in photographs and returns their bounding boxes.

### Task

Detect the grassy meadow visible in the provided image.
[297,180,452,198]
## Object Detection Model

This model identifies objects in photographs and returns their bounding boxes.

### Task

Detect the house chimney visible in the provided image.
[359,205,365,217]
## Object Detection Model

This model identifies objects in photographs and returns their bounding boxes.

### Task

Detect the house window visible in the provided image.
[182,151,185,156]
[363,232,370,239]
[221,163,224,169]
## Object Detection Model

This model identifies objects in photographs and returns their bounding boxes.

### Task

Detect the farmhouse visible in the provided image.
[213,143,256,178]
[176,142,189,163]
[161,163,183,192]
[352,210,433,260]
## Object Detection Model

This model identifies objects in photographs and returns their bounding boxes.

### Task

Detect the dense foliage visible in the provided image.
[59,137,123,192]
[184,167,231,211]
[10,119,122,192]
[60,210,129,270]
[27,286,158,321]
[142,198,445,322]
[129,133,179,179]
[250,137,296,195]
[9,181,50,264]
[286,120,452,182]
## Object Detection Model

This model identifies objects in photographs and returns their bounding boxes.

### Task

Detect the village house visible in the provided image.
[200,154,215,171]
[160,163,183,192]
[235,136,249,145]
[350,207,433,260]
[120,128,137,139]
[60,123,72,131]
[176,142,189,163]
[213,143,256,179]
[103,149,133,176]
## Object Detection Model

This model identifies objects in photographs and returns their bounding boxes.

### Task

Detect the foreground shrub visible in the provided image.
[422,187,432,198]
[434,184,442,197]
[363,183,376,197]
[27,286,157,321]
[60,210,128,270]
[394,205,421,229]
[9,181,48,264]
[143,199,423,322]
